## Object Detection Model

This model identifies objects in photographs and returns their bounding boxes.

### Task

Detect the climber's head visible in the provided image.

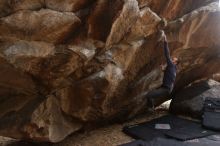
[172,57,179,65]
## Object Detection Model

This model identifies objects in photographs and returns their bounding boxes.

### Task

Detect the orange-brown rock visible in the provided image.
[0,9,81,43]
[137,0,219,20]
[0,0,44,17]
[45,0,95,12]
[0,0,219,143]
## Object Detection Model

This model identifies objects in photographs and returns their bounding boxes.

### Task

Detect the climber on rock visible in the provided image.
[146,30,178,110]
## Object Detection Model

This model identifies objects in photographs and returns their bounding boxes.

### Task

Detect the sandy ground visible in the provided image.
[55,109,168,146]
[0,104,169,146]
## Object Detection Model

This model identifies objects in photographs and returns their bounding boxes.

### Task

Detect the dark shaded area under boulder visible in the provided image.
[170,79,220,119]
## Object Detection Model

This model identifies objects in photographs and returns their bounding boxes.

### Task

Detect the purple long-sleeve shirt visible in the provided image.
[162,41,176,91]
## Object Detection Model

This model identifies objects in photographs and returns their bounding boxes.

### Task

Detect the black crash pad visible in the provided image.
[123,115,217,141]
[119,135,220,146]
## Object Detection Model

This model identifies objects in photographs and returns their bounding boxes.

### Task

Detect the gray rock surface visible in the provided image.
[170,80,220,118]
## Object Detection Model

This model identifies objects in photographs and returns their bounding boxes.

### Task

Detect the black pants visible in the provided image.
[146,87,171,107]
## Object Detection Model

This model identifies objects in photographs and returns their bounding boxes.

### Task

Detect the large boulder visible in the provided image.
[170,80,220,119]
[0,0,220,143]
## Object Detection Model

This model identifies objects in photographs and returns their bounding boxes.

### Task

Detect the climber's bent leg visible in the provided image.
[146,87,170,109]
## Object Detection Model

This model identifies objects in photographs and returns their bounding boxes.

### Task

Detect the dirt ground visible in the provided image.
[0,104,169,146]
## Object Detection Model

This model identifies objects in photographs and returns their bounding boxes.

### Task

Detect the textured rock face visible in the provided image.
[0,0,220,142]
[0,9,81,43]
[170,80,220,119]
